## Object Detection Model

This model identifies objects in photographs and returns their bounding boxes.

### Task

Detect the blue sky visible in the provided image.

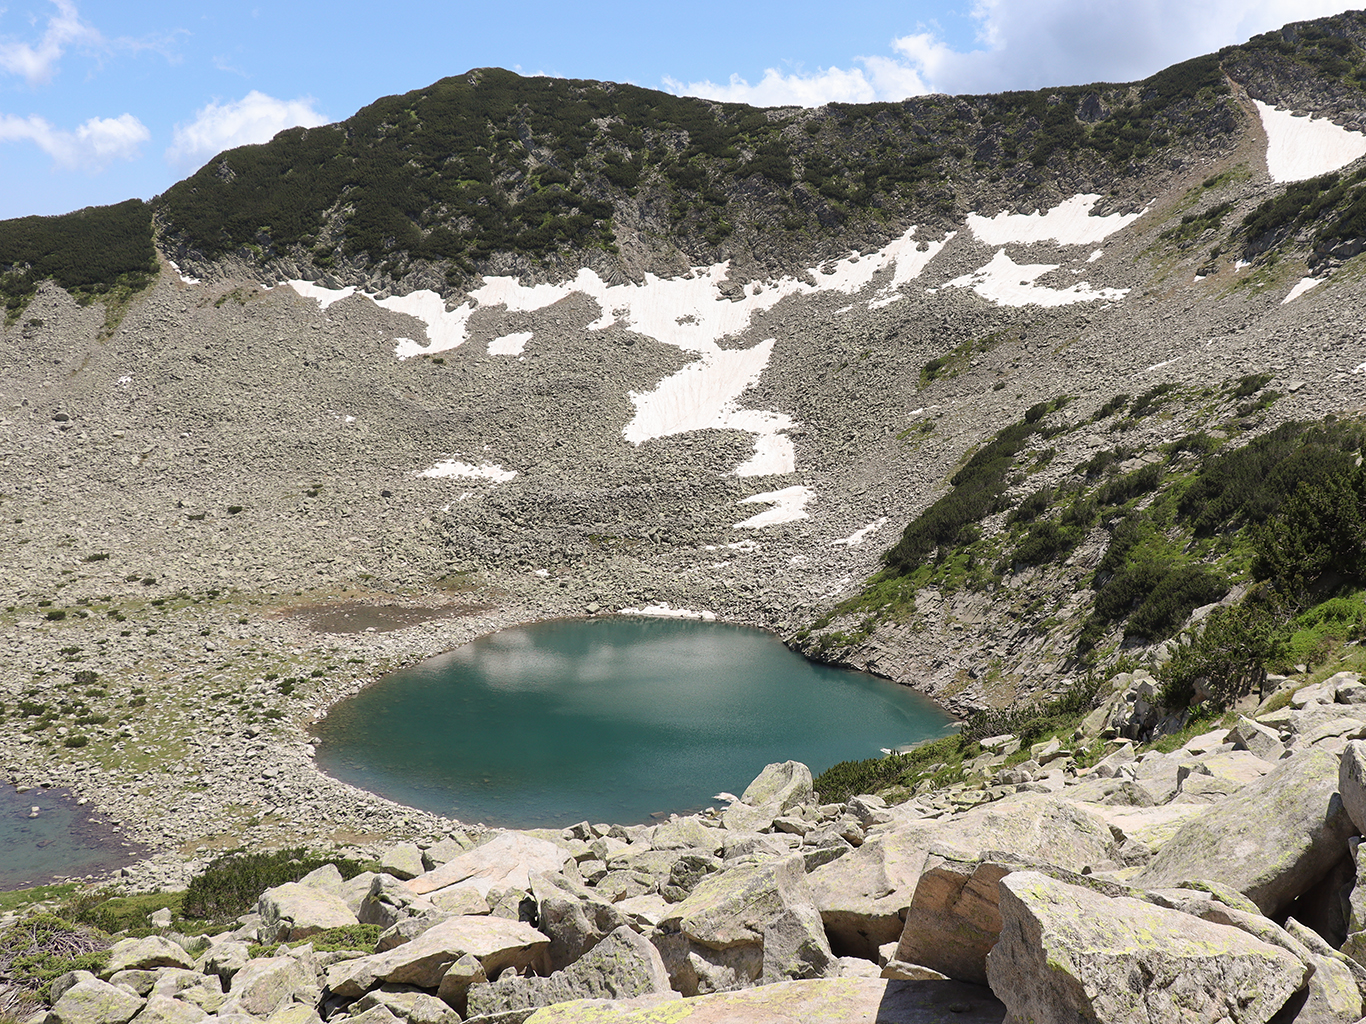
[0,0,1358,219]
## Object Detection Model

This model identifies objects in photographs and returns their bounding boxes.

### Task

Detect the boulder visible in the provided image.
[147,970,226,1014]
[199,940,252,985]
[376,910,455,951]
[219,956,320,1018]
[102,937,196,977]
[740,761,813,813]
[379,844,426,882]
[987,871,1309,1024]
[521,977,1004,1024]
[1339,740,1366,835]
[128,996,206,1024]
[45,976,146,1024]
[257,882,359,943]
[359,874,441,929]
[648,819,723,854]
[653,855,832,996]
[1228,717,1286,760]
[422,836,475,870]
[892,848,1016,986]
[351,985,461,1024]
[806,824,935,960]
[408,833,571,898]
[530,873,628,972]
[1134,747,1355,916]
[939,795,1115,870]
[465,926,670,1020]
[326,916,549,997]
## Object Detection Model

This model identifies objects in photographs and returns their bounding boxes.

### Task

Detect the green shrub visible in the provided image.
[182,850,369,920]
[0,915,110,1001]
[1158,599,1287,710]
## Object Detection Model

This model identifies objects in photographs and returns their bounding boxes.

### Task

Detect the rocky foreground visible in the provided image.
[21,667,1366,1024]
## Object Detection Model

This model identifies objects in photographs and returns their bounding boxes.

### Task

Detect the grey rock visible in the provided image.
[257,882,359,943]
[45,978,146,1024]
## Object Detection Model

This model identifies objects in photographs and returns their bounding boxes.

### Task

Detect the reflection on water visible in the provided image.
[0,785,146,891]
[314,617,954,828]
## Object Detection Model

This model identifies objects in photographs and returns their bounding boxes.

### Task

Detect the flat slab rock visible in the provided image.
[520,978,1004,1023]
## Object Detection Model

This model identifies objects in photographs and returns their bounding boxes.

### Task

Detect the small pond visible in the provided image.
[313,617,955,827]
[0,784,147,891]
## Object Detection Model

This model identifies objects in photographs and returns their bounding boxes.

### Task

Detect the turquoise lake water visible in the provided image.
[0,784,146,891]
[312,617,955,827]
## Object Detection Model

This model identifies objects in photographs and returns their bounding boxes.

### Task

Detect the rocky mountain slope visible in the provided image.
[1,2,1366,907]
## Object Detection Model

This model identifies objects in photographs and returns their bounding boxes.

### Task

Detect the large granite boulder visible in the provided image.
[257,882,359,943]
[741,762,814,813]
[1339,740,1366,834]
[806,824,935,960]
[464,926,670,1020]
[127,996,206,1024]
[218,956,320,1018]
[102,937,196,977]
[350,986,461,1024]
[987,872,1308,1024]
[530,873,628,972]
[944,794,1116,869]
[892,848,1020,986]
[520,977,1004,1024]
[359,874,441,930]
[326,916,549,997]
[45,975,146,1024]
[407,833,571,898]
[1134,748,1355,916]
[653,855,831,996]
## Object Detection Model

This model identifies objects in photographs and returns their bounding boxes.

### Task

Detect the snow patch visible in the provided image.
[286,280,356,310]
[618,602,716,621]
[1282,277,1324,304]
[1145,358,1178,372]
[417,460,517,483]
[488,331,533,356]
[733,486,815,529]
[168,260,200,285]
[1088,250,1104,263]
[832,517,888,547]
[967,195,1142,247]
[1255,101,1366,183]
[946,249,1129,308]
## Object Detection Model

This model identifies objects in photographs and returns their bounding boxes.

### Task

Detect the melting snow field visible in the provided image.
[946,250,1128,307]
[1282,277,1325,304]
[966,194,1143,246]
[417,460,517,483]
[488,332,533,356]
[617,602,717,621]
[1255,101,1366,183]
[832,517,889,548]
[734,486,815,529]
[282,192,1151,527]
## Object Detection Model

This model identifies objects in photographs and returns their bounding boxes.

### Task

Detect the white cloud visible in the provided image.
[667,0,1360,106]
[0,0,101,85]
[167,90,326,168]
[0,111,148,169]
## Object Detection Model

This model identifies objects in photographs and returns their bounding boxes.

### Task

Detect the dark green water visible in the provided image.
[313,617,954,827]
[0,785,147,891]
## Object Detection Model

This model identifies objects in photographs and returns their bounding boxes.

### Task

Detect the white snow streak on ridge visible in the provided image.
[488,331,533,356]
[1283,277,1325,304]
[946,250,1128,308]
[1255,101,1366,184]
[618,602,717,620]
[287,280,356,309]
[417,460,517,483]
[832,517,888,547]
[967,194,1142,246]
[734,486,815,529]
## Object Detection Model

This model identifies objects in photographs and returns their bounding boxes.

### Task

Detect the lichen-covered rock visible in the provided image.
[942,794,1116,869]
[892,849,1015,986]
[653,854,831,996]
[408,833,571,898]
[326,915,549,997]
[218,955,320,1018]
[358,874,441,930]
[987,872,1308,1024]
[351,985,461,1024]
[521,977,1003,1024]
[379,844,426,882]
[807,825,934,961]
[128,996,206,1024]
[45,976,146,1024]
[465,926,670,1019]
[531,873,628,972]
[102,936,196,977]
[739,761,813,814]
[257,881,360,943]
[1339,740,1366,835]
[1135,748,1355,916]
